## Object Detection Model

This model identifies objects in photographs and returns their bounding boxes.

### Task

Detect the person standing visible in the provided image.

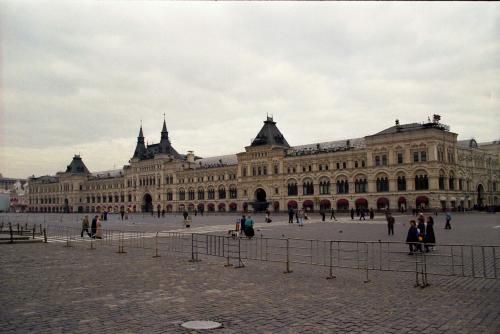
[406,220,419,255]
[369,208,375,220]
[265,209,271,223]
[350,208,355,220]
[161,208,165,217]
[424,216,436,252]
[244,215,254,239]
[240,214,246,233]
[330,208,336,221]
[95,217,103,239]
[91,215,98,238]
[445,211,452,229]
[386,212,395,236]
[194,208,198,216]
[288,207,294,224]
[81,215,91,238]
[120,209,125,220]
[183,209,189,221]
[417,214,426,237]
[297,209,304,227]
[320,208,326,222]
[157,209,160,218]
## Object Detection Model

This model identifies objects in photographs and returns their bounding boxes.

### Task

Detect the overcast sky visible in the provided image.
[1,2,499,179]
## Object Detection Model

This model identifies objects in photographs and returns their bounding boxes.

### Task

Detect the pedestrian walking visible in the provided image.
[406,220,419,255]
[359,209,366,220]
[445,211,452,229]
[161,209,165,217]
[424,216,436,252]
[183,209,189,221]
[320,209,326,222]
[369,208,375,220]
[350,208,355,220]
[194,208,198,216]
[91,215,98,238]
[288,207,294,224]
[386,212,395,236]
[120,209,125,220]
[330,208,337,221]
[81,215,91,238]
[95,217,103,239]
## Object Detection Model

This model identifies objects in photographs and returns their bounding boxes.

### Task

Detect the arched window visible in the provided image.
[336,179,349,194]
[449,172,455,190]
[355,178,367,193]
[178,189,185,201]
[229,186,237,199]
[303,179,314,195]
[319,178,330,195]
[197,188,205,200]
[439,171,445,190]
[207,187,215,200]
[188,188,195,200]
[397,175,406,191]
[218,186,226,199]
[376,176,389,192]
[415,173,429,190]
[287,180,298,196]
[166,191,173,201]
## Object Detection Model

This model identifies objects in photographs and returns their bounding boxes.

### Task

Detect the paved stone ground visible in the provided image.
[0,213,499,333]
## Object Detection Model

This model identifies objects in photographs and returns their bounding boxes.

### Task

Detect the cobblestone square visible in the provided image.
[0,212,499,333]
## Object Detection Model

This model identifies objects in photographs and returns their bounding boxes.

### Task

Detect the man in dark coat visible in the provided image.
[386,213,395,236]
[240,215,246,233]
[91,215,98,238]
[406,220,419,255]
[350,208,355,220]
[183,210,188,221]
[288,208,294,224]
[424,216,436,252]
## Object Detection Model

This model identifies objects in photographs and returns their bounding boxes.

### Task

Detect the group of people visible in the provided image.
[405,213,437,254]
[287,208,309,226]
[80,215,103,239]
[237,214,255,238]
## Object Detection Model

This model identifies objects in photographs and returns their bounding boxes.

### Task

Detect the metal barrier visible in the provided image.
[35,225,500,287]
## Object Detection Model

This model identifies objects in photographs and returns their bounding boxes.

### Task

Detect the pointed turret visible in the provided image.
[251,116,290,148]
[161,118,168,140]
[158,117,182,158]
[133,125,147,159]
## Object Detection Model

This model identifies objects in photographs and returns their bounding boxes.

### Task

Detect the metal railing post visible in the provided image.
[236,237,245,268]
[117,232,126,254]
[43,228,47,243]
[326,240,335,279]
[224,236,232,267]
[189,234,200,262]
[9,225,13,243]
[153,232,160,258]
[284,239,293,274]
[364,243,370,283]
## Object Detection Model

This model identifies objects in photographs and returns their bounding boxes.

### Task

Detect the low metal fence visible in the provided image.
[37,226,500,288]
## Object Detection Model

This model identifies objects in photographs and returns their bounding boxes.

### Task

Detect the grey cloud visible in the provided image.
[1,1,499,178]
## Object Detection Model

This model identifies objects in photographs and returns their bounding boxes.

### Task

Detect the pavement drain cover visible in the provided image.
[181,320,222,330]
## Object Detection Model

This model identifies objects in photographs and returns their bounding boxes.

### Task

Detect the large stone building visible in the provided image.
[27,116,499,214]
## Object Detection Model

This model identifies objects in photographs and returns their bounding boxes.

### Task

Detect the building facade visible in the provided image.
[27,116,499,214]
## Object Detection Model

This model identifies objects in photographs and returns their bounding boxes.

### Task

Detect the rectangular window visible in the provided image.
[342,162,346,169]
[355,161,358,168]
[361,160,365,167]
[413,152,419,162]
[420,151,426,162]
[382,155,387,166]
[274,165,279,174]
[397,153,403,164]
[336,162,340,169]
[375,156,380,166]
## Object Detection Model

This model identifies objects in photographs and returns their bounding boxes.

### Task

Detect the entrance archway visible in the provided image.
[477,184,485,207]
[253,188,268,212]
[142,193,153,213]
